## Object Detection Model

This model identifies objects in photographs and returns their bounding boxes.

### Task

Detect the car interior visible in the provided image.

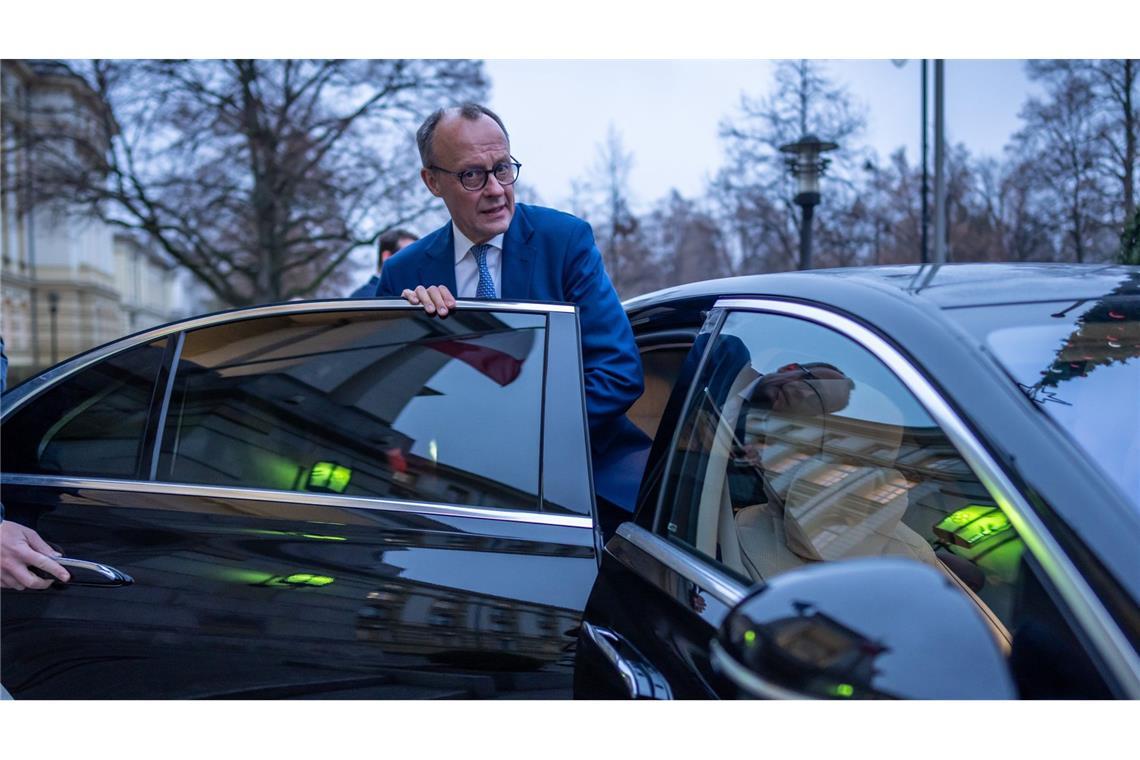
[685,356,1022,652]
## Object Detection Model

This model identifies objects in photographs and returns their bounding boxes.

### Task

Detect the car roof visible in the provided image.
[624,263,1140,315]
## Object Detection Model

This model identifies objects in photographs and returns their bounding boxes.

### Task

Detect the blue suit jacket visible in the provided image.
[377,204,647,504]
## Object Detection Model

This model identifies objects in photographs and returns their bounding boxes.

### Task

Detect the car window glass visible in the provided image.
[1,339,168,478]
[156,309,545,511]
[944,293,1140,513]
[662,311,1027,646]
[628,346,691,439]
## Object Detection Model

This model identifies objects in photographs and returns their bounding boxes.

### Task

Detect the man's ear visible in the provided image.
[421,167,441,197]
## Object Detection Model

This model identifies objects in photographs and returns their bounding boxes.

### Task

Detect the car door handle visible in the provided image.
[54,558,134,587]
[581,622,672,699]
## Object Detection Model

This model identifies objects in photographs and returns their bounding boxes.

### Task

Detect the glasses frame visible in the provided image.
[429,157,522,192]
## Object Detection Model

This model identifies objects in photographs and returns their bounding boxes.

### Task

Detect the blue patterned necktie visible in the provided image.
[470,243,498,299]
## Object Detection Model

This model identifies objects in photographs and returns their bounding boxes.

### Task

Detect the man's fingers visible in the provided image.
[0,578,27,591]
[439,285,456,309]
[19,570,53,591]
[28,553,70,584]
[415,286,435,314]
[426,286,450,317]
[403,285,457,318]
[23,527,56,556]
[1,560,48,591]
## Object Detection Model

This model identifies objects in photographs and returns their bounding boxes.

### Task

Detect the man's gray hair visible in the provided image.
[416,103,510,168]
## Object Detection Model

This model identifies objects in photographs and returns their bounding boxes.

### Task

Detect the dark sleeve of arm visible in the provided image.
[562,220,644,441]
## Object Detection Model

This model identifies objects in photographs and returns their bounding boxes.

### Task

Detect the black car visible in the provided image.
[2,263,1138,699]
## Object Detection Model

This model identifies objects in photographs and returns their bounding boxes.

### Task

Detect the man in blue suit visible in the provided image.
[377,104,647,510]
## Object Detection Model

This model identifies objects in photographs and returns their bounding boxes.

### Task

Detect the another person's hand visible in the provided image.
[1,520,69,590]
[401,285,456,318]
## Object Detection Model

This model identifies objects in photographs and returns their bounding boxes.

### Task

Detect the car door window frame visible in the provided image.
[648,297,1140,697]
[2,300,596,530]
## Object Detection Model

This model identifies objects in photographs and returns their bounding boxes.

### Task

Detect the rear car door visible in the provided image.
[1,301,597,699]
[577,299,1131,698]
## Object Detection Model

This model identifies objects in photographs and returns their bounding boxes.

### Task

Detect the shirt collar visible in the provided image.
[453,223,505,265]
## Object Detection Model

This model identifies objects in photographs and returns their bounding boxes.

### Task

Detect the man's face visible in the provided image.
[421,114,515,244]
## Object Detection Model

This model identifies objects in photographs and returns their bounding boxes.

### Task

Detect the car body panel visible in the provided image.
[2,300,596,699]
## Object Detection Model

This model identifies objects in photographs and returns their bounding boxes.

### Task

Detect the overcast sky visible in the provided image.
[485,59,1042,213]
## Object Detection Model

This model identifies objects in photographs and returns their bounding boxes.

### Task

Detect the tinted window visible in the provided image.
[663,311,1027,641]
[157,309,546,511]
[944,289,1140,512]
[1,340,167,477]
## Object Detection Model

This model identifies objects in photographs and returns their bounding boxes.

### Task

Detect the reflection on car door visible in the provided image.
[1,303,598,699]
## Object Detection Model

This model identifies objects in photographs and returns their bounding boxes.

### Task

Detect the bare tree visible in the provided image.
[717,60,867,271]
[641,190,732,290]
[1029,60,1138,223]
[571,125,653,295]
[1015,61,1122,262]
[7,59,487,305]
[969,156,1056,262]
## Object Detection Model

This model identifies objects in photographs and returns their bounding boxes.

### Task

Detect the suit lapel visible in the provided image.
[501,204,535,300]
[418,223,458,293]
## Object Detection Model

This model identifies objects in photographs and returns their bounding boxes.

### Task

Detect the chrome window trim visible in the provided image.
[615,522,748,608]
[1,299,575,418]
[0,474,594,530]
[715,296,1140,697]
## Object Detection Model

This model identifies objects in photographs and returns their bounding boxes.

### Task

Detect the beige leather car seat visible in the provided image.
[734,384,940,583]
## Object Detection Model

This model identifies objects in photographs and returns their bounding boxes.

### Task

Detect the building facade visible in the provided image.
[2,60,191,385]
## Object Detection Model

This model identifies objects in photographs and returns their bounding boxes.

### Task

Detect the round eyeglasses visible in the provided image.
[429,158,522,191]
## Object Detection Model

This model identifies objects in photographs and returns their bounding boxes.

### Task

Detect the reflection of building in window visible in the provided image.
[765,604,887,696]
[861,473,913,505]
[429,599,463,628]
[445,486,471,505]
[807,463,858,488]
[767,450,811,474]
[922,456,972,476]
[490,605,518,633]
[863,445,897,464]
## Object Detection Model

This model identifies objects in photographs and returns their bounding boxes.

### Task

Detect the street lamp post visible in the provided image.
[48,291,60,365]
[779,135,838,270]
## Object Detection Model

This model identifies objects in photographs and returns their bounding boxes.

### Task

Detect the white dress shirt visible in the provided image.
[452,223,504,298]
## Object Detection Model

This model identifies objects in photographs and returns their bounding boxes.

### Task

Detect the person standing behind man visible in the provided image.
[350,228,419,298]
[376,104,646,509]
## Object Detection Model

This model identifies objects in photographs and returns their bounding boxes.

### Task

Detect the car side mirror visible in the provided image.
[711,558,1017,699]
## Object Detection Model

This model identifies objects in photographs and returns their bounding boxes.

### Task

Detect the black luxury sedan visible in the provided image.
[1,263,1138,699]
